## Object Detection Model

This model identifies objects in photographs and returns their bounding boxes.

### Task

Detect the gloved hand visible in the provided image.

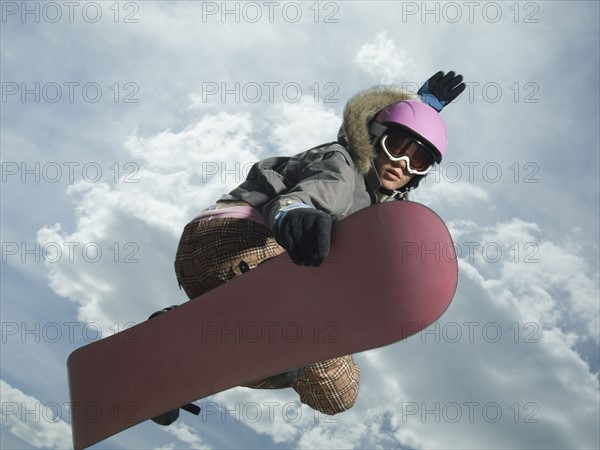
[273,207,333,267]
[418,71,466,112]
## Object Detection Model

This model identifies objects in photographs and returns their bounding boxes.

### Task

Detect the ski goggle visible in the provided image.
[380,130,437,175]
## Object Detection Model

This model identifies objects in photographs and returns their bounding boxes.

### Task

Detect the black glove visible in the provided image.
[273,208,333,267]
[418,71,466,112]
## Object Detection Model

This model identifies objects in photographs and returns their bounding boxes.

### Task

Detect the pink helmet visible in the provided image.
[372,101,448,162]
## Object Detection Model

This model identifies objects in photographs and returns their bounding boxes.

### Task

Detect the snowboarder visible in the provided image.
[151,71,465,425]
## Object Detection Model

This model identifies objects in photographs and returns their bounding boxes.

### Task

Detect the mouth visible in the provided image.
[383,169,401,181]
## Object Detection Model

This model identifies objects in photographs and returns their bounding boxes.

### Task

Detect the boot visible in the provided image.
[268,367,306,388]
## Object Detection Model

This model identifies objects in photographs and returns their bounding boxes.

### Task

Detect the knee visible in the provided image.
[302,378,360,416]
[321,388,359,415]
[295,355,361,415]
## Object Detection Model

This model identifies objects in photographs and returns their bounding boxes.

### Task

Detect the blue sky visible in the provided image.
[1,1,599,449]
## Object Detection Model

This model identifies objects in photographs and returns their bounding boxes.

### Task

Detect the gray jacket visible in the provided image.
[230,86,420,230]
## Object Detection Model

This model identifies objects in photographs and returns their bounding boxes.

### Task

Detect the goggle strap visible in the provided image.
[369,121,388,138]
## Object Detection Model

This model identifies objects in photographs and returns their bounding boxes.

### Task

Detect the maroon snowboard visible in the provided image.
[67,201,458,449]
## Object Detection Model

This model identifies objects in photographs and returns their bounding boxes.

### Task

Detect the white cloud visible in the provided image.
[269,99,341,155]
[355,32,417,84]
[452,217,600,340]
[415,177,491,207]
[297,421,368,449]
[0,380,72,449]
[164,422,210,449]
[207,387,310,444]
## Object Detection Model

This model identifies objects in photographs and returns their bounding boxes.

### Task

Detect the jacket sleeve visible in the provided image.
[261,146,357,231]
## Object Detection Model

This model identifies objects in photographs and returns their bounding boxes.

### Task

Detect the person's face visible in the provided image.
[374,148,415,191]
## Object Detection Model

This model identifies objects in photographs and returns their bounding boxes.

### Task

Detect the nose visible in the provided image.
[395,158,410,174]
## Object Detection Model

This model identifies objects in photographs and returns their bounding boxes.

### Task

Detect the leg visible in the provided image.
[174,217,285,299]
[292,355,360,415]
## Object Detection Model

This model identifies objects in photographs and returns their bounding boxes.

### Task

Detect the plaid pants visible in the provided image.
[174,217,360,415]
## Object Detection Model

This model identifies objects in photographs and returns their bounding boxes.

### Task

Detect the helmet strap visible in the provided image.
[378,186,395,196]
[377,178,416,201]
[400,175,425,193]
[377,186,409,202]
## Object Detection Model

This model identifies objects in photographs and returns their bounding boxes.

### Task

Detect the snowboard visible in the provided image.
[67,201,458,449]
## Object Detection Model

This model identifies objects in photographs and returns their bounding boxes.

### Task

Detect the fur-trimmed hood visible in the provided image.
[339,85,419,174]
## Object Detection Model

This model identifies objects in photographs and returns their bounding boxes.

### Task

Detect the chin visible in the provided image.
[383,182,401,191]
